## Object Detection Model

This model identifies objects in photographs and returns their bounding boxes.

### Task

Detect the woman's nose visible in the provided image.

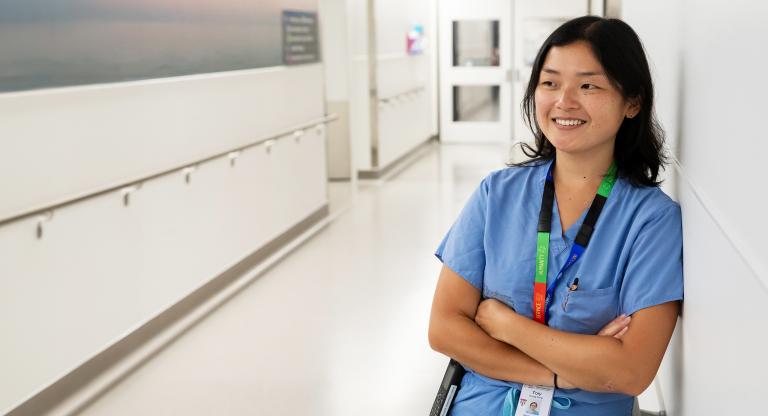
[555,87,579,110]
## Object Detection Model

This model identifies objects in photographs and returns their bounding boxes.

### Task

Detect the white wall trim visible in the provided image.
[672,157,768,293]
[0,66,289,99]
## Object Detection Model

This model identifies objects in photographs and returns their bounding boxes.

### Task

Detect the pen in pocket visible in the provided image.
[563,278,579,311]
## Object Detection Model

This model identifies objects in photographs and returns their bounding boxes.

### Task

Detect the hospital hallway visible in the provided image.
[73,143,507,415]
[4,1,768,414]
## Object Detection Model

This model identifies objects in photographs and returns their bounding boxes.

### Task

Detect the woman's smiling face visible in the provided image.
[534,41,637,156]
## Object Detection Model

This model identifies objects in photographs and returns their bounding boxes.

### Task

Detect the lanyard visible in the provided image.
[533,162,617,325]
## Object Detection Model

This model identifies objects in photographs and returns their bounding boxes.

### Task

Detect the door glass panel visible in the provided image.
[453,20,500,67]
[453,85,500,122]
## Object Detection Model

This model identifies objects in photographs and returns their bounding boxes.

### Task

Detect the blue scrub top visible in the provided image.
[435,160,683,416]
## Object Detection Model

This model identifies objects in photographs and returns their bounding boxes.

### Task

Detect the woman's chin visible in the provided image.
[546,133,614,157]
[546,138,581,154]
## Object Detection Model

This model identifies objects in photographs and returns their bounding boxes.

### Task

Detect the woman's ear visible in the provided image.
[625,96,641,119]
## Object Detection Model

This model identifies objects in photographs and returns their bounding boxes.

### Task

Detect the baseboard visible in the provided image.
[357,135,438,180]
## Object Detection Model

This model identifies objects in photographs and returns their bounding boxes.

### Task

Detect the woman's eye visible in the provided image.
[540,80,555,87]
[581,83,599,90]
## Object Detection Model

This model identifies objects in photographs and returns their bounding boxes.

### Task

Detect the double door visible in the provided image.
[438,0,591,144]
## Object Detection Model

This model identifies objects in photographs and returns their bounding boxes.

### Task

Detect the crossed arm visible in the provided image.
[428,265,679,396]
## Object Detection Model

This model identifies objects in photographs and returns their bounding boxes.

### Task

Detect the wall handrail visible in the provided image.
[0,113,338,230]
[378,86,426,104]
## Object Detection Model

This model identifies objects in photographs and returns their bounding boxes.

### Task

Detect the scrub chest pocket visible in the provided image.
[551,284,620,335]
[483,256,620,335]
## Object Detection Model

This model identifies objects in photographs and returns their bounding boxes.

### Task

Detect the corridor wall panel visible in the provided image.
[0,65,324,221]
[0,1,328,412]
[375,54,433,169]
[373,0,435,170]
[624,0,768,414]
[347,0,373,170]
[0,130,327,413]
[347,0,437,174]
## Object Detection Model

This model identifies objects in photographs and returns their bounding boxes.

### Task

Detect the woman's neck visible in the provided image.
[552,146,615,189]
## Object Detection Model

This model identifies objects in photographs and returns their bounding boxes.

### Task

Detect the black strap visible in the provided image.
[539,169,609,249]
[575,194,607,246]
[538,180,555,233]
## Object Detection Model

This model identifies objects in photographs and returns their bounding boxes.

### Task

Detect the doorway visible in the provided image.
[439,0,595,146]
[438,0,512,144]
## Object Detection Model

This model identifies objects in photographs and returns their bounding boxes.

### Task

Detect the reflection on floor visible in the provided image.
[78,143,508,415]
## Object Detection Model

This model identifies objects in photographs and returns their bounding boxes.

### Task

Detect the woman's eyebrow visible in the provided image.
[577,71,606,77]
[542,67,606,77]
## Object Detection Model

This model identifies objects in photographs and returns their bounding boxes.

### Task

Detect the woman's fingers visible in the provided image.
[597,314,631,337]
[614,326,630,339]
[556,376,576,389]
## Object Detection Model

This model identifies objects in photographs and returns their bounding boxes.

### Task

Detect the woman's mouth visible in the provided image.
[552,118,586,129]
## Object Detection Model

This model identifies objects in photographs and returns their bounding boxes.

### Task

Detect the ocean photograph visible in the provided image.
[0,0,317,93]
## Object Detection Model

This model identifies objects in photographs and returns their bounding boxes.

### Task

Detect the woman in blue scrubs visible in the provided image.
[429,16,682,415]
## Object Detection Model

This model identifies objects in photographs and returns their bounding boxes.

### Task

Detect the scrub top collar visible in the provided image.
[537,159,623,250]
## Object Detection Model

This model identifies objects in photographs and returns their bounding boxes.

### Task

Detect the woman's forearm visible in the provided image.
[497,313,640,394]
[429,311,555,386]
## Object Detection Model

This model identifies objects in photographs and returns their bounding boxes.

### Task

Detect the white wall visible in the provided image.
[319,0,353,179]
[0,66,328,413]
[623,1,768,414]
[348,0,374,171]
[375,0,436,169]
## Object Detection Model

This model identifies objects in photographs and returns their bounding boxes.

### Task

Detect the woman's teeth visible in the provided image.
[554,118,585,126]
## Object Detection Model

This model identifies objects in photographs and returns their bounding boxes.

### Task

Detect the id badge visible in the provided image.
[514,384,554,416]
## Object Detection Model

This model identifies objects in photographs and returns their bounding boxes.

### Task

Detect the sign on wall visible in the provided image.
[407,24,426,55]
[0,0,318,94]
[282,10,320,65]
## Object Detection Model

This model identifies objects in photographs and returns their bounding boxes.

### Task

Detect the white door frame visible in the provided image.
[438,0,513,144]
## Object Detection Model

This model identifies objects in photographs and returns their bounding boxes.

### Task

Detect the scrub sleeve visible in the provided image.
[435,178,489,291]
[619,204,684,316]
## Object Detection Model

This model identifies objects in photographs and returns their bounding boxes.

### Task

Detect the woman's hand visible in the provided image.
[556,315,632,389]
[597,314,632,339]
[474,298,520,344]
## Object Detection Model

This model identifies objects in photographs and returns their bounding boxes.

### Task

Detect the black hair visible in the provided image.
[512,15,666,187]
